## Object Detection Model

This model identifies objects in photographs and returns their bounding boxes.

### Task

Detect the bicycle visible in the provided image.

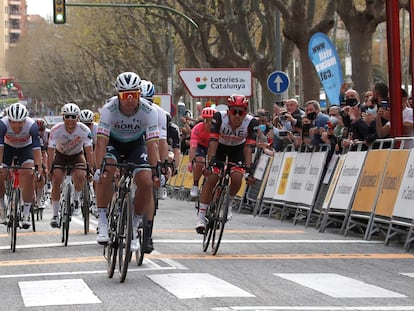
[52,164,88,246]
[80,180,95,235]
[102,159,156,283]
[1,164,37,252]
[202,161,242,255]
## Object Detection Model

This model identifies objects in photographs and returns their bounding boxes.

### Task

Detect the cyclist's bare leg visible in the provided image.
[21,162,35,204]
[193,155,205,186]
[95,159,116,210]
[72,166,87,192]
[229,170,243,197]
[0,167,7,198]
[134,170,154,218]
[199,173,219,206]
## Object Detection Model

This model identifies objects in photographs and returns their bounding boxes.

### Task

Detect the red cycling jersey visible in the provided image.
[190,121,210,148]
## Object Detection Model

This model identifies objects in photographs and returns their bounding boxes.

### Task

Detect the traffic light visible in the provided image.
[6,79,13,89]
[53,0,66,24]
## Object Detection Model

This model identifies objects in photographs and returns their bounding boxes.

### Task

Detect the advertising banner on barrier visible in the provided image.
[329,151,367,211]
[274,152,297,201]
[392,149,414,219]
[351,150,390,213]
[263,152,284,200]
[322,154,346,210]
[300,150,328,205]
[308,32,343,106]
[285,152,312,204]
[374,150,409,217]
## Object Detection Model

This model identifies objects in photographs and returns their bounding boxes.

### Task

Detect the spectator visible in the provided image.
[341,100,370,151]
[304,100,329,147]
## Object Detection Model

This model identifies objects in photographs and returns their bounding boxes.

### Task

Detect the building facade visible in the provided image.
[0,0,27,75]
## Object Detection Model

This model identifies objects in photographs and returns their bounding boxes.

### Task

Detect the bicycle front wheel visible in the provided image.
[61,184,71,246]
[10,189,20,252]
[81,183,90,235]
[117,192,132,283]
[105,195,119,278]
[211,185,230,255]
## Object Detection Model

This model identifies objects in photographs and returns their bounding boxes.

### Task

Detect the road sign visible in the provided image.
[178,68,252,97]
[267,71,290,94]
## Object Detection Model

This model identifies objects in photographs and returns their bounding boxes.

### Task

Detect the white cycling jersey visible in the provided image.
[49,122,93,155]
[146,99,167,140]
[97,96,159,143]
[212,111,257,146]
[0,116,41,149]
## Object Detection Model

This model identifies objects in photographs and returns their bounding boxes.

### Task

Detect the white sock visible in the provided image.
[23,202,32,217]
[73,190,81,202]
[98,208,107,223]
[52,200,59,217]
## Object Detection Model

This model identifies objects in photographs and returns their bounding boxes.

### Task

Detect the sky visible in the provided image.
[26,0,53,18]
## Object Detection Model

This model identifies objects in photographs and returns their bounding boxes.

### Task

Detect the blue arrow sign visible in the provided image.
[267,71,290,94]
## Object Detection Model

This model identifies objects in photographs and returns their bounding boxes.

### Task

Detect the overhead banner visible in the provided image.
[178,68,253,97]
[308,32,343,106]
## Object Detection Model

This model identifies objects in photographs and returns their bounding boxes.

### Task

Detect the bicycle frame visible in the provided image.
[1,164,36,252]
[203,161,240,255]
[102,159,156,282]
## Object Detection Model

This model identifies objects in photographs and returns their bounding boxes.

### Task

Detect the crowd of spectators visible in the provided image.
[253,81,414,156]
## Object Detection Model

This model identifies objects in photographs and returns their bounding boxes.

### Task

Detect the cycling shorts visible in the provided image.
[2,144,34,166]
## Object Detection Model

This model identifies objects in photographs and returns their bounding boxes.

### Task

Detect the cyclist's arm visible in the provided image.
[33,149,42,170]
[84,145,95,170]
[30,123,43,169]
[147,139,160,167]
[95,135,109,169]
[47,147,55,172]
[207,111,221,163]
[159,138,169,162]
[0,145,3,165]
[244,117,259,170]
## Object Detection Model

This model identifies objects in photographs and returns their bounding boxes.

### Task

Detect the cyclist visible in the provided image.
[94,72,160,251]
[188,106,216,198]
[79,109,98,216]
[35,118,49,211]
[140,80,171,199]
[166,113,181,174]
[195,94,258,234]
[0,103,42,228]
[48,103,94,228]
[80,109,98,148]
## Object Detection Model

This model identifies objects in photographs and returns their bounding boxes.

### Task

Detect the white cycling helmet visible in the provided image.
[140,80,155,99]
[115,72,141,92]
[80,109,94,122]
[62,103,80,115]
[8,103,28,122]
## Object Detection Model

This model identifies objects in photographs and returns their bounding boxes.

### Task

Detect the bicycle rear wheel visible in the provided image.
[117,192,132,283]
[10,189,20,252]
[81,183,90,235]
[105,195,119,278]
[211,185,230,255]
[30,203,36,232]
[61,184,71,246]
[135,214,148,266]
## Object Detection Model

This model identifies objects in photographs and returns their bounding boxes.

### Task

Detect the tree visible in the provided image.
[336,0,386,97]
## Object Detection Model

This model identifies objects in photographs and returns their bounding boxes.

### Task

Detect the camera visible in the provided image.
[381,101,389,109]
[279,112,288,121]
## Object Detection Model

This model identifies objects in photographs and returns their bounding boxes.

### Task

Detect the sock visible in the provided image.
[133,212,142,229]
[23,202,32,217]
[198,203,207,219]
[52,200,59,217]
[0,197,5,210]
[37,190,43,205]
[73,190,81,202]
[98,207,107,223]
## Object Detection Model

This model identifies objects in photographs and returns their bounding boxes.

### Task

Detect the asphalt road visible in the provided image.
[1,196,414,311]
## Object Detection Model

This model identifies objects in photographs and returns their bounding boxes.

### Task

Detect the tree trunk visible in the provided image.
[349,30,375,98]
[299,45,320,104]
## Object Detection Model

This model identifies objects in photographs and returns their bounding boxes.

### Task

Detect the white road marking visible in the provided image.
[19,279,101,307]
[212,306,414,310]
[0,239,383,250]
[274,273,406,298]
[148,273,255,299]
[400,273,414,278]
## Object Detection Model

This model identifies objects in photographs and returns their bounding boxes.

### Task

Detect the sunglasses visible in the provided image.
[230,108,247,116]
[118,91,140,100]
[64,115,78,120]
